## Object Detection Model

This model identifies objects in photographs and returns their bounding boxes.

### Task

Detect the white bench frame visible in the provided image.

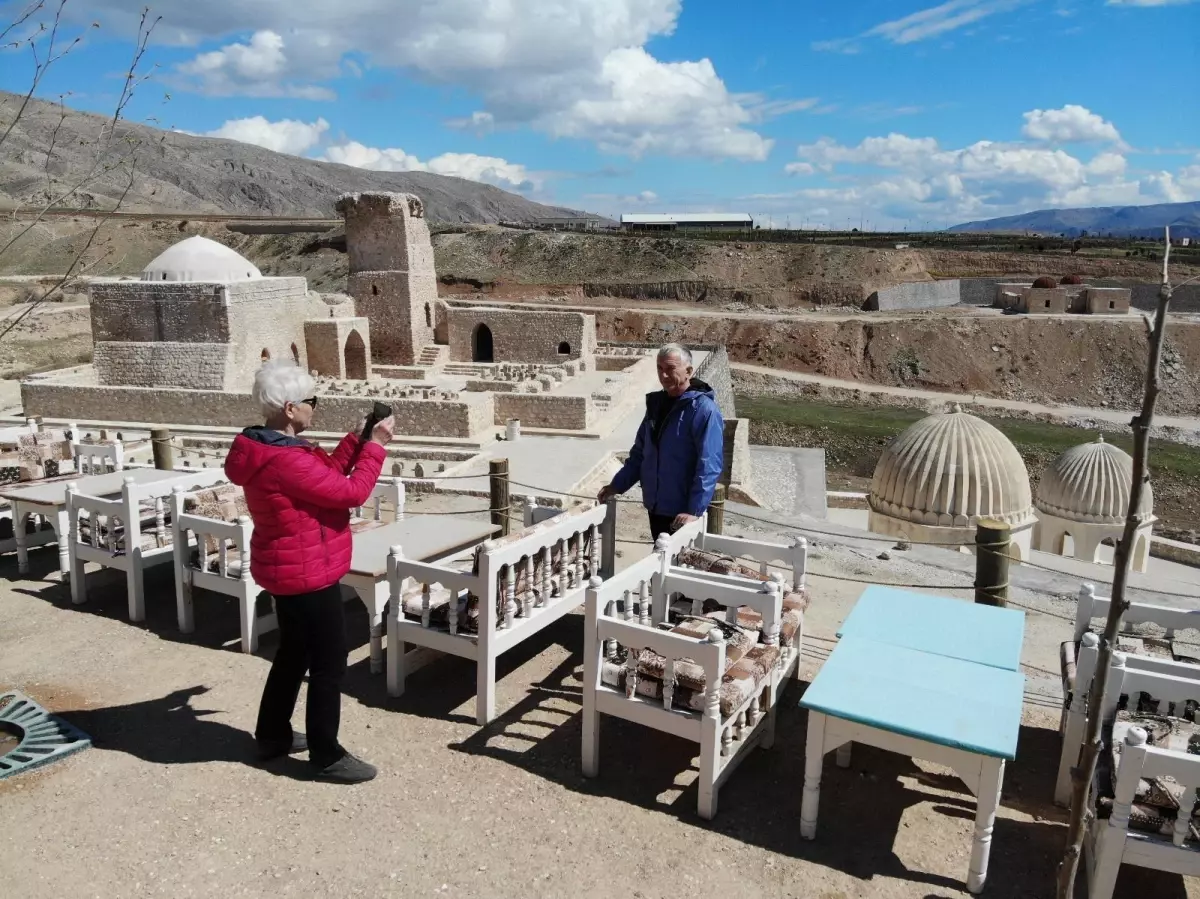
[171,478,404,655]
[1056,624,1200,806]
[387,501,609,724]
[582,532,805,819]
[1087,725,1200,899]
[68,470,227,623]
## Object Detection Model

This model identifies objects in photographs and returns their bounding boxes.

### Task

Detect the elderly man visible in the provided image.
[598,343,725,540]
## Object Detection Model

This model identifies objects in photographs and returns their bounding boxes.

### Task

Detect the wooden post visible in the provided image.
[151,427,175,471]
[489,458,510,537]
[707,484,726,535]
[600,496,618,579]
[974,517,1010,607]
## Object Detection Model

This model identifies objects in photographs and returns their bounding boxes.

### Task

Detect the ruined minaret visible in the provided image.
[335,192,437,365]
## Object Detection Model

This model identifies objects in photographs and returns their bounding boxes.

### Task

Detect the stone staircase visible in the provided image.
[416,345,448,367]
[442,363,489,377]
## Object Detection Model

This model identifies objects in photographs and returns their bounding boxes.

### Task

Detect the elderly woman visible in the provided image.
[225,360,395,784]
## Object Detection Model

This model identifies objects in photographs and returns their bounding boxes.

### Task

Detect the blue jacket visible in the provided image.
[610,378,725,517]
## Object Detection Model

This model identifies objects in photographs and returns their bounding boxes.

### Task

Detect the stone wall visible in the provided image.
[22,378,492,438]
[1086,287,1131,314]
[695,345,736,421]
[93,342,232,391]
[865,279,961,311]
[494,393,591,430]
[304,317,372,379]
[1020,287,1069,314]
[446,307,596,365]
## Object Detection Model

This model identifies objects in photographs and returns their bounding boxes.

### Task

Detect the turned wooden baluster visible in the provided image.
[622,588,633,625]
[624,643,640,698]
[554,538,567,596]
[421,582,433,629]
[239,520,252,589]
[638,578,651,627]
[735,710,747,741]
[503,563,517,630]
[154,497,166,548]
[573,531,584,587]
[749,696,761,726]
[522,555,534,617]
[663,659,676,710]
[540,545,552,606]
[604,597,618,661]
[587,523,598,578]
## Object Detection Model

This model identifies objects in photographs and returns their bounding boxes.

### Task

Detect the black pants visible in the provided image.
[255,584,347,768]
[648,513,677,542]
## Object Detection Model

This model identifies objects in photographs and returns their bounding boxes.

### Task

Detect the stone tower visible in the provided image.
[335,191,437,365]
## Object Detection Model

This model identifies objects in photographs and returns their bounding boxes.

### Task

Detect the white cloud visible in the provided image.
[1022,105,1122,144]
[814,0,1029,52]
[128,0,772,162]
[1087,152,1128,178]
[205,116,330,155]
[322,141,538,191]
[177,30,335,100]
[784,162,816,176]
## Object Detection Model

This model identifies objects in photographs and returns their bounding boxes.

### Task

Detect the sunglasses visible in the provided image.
[295,396,318,409]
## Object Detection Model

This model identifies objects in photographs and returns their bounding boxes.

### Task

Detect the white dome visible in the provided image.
[1036,436,1152,524]
[141,236,261,282]
[869,406,1035,529]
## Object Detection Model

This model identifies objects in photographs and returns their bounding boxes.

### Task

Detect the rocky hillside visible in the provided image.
[950,200,1200,238]
[0,91,587,223]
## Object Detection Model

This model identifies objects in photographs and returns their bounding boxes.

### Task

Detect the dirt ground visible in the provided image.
[2,489,1197,899]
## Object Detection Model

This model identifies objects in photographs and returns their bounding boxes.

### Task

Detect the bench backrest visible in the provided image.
[1109,726,1200,850]
[680,532,808,592]
[68,470,227,553]
[1074,583,1200,643]
[1075,632,1200,721]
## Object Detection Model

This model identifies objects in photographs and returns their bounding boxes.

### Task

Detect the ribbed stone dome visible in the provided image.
[1036,436,1152,524]
[141,236,261,282]
[869,407,1035,528]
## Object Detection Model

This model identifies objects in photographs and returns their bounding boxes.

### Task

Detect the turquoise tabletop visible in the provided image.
[836,585,1025,671]
[800,636,1024,759]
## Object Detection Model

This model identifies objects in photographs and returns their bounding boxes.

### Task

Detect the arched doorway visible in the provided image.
[558,341,571,355]
[344,330,367,380]
[472,323,494,363]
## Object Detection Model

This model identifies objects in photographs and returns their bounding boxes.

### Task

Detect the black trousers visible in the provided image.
[648,513,677,542]
[255,584,347,768]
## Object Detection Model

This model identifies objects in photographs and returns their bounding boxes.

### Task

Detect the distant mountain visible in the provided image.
[949,201,1200,238]
[0,91,597,224]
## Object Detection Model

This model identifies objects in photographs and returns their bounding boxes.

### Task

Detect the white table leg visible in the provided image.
[14,501,30,574]
[800,710,827,840]
[55,507,70,583]
[967,756,1005,894]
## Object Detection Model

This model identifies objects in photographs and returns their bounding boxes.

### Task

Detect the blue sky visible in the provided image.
[4,0,1198,227]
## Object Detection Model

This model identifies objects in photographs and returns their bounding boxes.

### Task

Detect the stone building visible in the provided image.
[337,191,438,366]
[867,406,1036,558]
[446,307,597,364]
[994,281,1131,315]
[1033,436,1155,571]
[90,236,327,391]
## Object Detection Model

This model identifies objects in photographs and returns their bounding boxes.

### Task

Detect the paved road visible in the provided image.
[733,361,1200,435]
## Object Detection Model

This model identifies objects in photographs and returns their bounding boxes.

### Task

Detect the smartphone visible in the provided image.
[360,401,393,442]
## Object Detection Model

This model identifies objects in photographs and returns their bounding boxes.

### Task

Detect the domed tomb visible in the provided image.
[868,406,1035,556]
[141,236,262,282]
[1033,436,1155,571]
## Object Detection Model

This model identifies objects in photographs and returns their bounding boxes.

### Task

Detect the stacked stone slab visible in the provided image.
[336,192,438,366]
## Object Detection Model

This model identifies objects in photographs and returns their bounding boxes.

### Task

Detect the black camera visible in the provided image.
[360,401,393,442]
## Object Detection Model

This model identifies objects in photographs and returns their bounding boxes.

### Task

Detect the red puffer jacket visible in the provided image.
[224,427,386,596]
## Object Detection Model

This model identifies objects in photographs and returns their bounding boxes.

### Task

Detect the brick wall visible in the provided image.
[94,342,232,391]
[23,381,493,438]
[446,307,596,364]
[304,317,372,379]
[494,393,591,430]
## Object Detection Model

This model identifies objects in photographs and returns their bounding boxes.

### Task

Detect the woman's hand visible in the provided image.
[370,415,396,447]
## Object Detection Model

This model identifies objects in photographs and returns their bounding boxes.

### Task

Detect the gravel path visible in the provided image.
[1,496,1196,898]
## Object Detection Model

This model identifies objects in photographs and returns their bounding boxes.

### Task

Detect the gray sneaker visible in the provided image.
[313,752,377,784]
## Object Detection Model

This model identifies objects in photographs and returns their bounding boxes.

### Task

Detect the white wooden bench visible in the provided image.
[581,531,807,819]
[1057,624,1200,806]
[171,478,404,654]
[1085,686,1200,896]
[386,500,609,724]
[67,471,227,622]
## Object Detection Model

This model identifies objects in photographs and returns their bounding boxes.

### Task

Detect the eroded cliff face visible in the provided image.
[595,309,1200,416]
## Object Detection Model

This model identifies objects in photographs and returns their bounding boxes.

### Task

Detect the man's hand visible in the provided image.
[597,485,616,503]
[671,513,699,531]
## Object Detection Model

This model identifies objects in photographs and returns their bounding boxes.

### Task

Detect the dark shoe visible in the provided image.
[312,752,377,784]
[256,732,308,761]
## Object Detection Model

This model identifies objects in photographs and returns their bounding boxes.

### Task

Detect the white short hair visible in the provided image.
[253,360,315,417]
[657,343,693,367]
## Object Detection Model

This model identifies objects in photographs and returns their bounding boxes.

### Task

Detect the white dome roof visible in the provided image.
[141,236,261,282]
[869,406,1034,529]
[1036,436,1152,524]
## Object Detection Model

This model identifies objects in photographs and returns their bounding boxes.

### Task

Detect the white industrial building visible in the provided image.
[620,213,753,233]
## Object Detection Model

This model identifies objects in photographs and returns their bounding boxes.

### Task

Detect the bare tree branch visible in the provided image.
[1055,226,1174,897]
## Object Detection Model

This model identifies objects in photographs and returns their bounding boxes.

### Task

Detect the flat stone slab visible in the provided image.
[0,691,91,780]
[747,446,827,519]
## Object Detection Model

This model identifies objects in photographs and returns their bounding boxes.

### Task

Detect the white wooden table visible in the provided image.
[799,636,1024,894]
[342,515,499,673]
[0,469,184,580]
